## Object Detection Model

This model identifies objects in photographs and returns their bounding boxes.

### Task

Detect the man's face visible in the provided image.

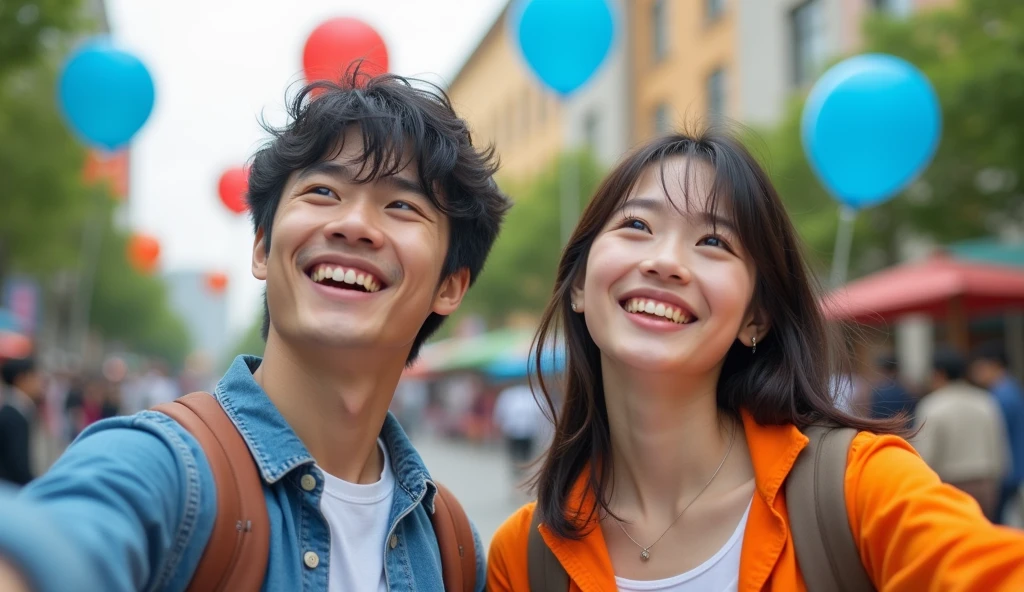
[252,127,470,356]
[968,359,1000,388]
[17,370,44,402]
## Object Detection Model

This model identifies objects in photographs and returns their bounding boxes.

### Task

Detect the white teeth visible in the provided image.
[623,298,691,325]
[309,264,382,292]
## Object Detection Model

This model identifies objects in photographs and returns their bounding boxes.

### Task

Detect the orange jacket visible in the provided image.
[488,412,1024,591]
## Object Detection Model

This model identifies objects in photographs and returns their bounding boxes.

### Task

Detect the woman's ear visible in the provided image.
[569,268,586,313]
[740,306,771,348]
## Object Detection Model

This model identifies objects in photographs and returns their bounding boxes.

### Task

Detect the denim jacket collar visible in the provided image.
[214,355,437,507]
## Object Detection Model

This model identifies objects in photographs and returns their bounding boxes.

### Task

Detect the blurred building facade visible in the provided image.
[164,271,229,362]
[448,0,953,182]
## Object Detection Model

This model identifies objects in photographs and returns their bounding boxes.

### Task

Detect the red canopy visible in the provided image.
[823,254,1024,325]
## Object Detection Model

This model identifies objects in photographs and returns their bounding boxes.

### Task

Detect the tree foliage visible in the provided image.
[759,0,1024,278]
[0,0,191,366]
[455,150,604,325]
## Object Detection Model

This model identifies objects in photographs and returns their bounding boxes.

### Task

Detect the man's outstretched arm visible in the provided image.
[0,413,216,592]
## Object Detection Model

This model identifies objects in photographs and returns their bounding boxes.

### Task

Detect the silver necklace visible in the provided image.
[612,423,737,562]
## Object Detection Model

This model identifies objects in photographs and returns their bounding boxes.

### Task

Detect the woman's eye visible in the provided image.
[621,218,650,232]
[698,235,727,248]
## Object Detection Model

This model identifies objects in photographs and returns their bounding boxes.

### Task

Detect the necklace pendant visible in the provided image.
[640,549,651,561]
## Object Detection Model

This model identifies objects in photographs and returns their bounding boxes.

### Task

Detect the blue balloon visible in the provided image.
[58,38,155,151]
[801,54,941,209]
[513,0,615,96]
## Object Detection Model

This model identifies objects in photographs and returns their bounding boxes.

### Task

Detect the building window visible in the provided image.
[872,0,912,17]
[652,0,668,64]
[707,68,726,122]
[790,0,826,87]
[707,0,725,21]
[654,103,673,135]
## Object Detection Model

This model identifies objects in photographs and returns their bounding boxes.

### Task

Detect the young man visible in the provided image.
[913,347,1009,521]
[0,72,509,591]
[0,358,45,485]
[969,342,1024,524]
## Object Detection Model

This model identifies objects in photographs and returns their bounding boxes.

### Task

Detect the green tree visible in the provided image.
[457,150,604,325]
[760,0,1024,277]
[0,0,83,78]
[88,214,192,368]
[0,2,191,366]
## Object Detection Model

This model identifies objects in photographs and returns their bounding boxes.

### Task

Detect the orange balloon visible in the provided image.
[204,272,228,295]
[128,233,160,274]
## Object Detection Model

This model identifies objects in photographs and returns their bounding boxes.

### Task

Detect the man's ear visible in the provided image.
[432,268,471,316]
[252,228,268,281]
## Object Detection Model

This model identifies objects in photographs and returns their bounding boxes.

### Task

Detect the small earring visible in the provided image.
[751,335,757,354]
[571,302,578,312]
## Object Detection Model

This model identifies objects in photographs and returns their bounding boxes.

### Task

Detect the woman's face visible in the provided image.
[574,157,761,377]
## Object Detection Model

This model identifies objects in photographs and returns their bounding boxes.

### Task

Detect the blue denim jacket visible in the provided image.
[0,356,485,592]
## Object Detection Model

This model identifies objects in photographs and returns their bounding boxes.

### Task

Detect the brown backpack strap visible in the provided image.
[154,392,270,592]
[430,481,477,592]
[786,426,875,592]
[528,506,569,591]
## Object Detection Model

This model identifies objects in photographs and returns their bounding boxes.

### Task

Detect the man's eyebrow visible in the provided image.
[376,173,429,198]
[294,161,428,198]
[294,161,355,184]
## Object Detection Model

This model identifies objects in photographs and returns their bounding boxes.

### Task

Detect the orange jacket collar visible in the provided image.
[538,411,810,592]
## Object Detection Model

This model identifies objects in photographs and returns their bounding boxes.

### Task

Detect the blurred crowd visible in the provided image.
[4,341,1023,528]
[845,341,1024,526]
[0,357,215,485]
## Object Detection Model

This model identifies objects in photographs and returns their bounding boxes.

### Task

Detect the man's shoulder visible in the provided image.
[0,403,25,425]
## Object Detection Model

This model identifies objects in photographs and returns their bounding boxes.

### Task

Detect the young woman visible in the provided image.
[487,130,1024,591]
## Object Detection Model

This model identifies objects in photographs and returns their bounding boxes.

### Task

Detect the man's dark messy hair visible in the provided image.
[247,65,509,362]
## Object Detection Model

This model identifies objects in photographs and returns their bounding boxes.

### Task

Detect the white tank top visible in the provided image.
[614,499,752,592]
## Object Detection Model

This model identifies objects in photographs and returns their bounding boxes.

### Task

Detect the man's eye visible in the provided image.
[310,186,336,198]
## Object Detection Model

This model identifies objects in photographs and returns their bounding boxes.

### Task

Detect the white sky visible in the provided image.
[106,0,507,337]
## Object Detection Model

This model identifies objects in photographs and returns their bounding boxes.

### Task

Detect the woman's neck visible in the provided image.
[600,356,750,518]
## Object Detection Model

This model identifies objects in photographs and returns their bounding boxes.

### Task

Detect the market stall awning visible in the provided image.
[823,254,1024,325]
[401,328,536,378]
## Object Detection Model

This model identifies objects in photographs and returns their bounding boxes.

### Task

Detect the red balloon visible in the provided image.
[128,233,160,274]
[204,272,228,295]
[218,166,248,214]
[303,18,389,84]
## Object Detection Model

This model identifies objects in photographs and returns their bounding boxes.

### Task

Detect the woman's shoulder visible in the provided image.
[490,501,537,552]
[486,501,537,589]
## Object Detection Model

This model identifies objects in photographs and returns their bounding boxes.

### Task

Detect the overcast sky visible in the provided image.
[105,0,507,335]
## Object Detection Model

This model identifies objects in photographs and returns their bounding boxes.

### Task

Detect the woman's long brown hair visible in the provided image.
[529,130,906,540]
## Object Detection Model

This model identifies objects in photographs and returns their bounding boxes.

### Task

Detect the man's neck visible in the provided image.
[253,331,409,484]
[5,387,34,418]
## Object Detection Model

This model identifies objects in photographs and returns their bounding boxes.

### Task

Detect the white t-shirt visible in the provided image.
[319,439,395,592]
[493,384,549,439]
[614,500,752,592]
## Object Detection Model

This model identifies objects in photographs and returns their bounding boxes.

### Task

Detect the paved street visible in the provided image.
[413,435,531,548]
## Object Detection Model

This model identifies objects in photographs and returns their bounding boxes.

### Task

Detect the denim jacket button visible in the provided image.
[300,474,317,491]
[389,534,398,549]
[303,551,320,569]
